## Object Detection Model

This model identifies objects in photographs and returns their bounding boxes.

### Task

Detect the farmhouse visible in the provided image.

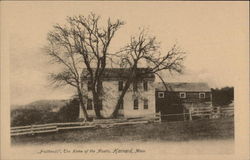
[79,68,156,118]
[155,82,212,120]
[79,68,213,120]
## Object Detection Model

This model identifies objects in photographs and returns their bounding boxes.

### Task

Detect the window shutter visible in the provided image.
[134,98,139,110]
[143,81,148,91]
[144,99,148,109]
[87,99,92,110]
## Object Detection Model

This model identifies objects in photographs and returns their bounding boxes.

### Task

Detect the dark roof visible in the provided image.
[82,68,155,80]
[156,82,211,92]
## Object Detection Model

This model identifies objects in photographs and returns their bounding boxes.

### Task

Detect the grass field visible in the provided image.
[11,117,234,145]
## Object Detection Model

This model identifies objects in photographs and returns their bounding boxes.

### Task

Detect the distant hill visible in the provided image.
[11,99,69,112]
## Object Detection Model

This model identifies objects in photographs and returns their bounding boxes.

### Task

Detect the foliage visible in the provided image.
[11,99,80,127]
[57,98,80,122]
[11,108,58,126]
[211,87,234,106]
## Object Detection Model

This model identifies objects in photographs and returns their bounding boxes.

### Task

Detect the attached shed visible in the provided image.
[155,82,212,121]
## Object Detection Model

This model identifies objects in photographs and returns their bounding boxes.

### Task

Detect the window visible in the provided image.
[119,99,124,109]
[87,81,91,91]
[118,81,123,91]
[144,99,148,109]
[158,92,164,98]
[134,98,139,110]
[133,82,138,91]
[199,93,205,99]
[143,81,148,91]
[179,92,186,98]
[87,99,93,110]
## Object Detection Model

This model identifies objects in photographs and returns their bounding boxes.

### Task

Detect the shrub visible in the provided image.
[11,98,80,127]
[211,87,234,106]
[11,108,58,126]
[56,98,79,122]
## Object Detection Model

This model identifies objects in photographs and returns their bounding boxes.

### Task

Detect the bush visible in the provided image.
[11,98,80,127]
[11,108,58,126]
[211,87,234,106]
[56,98,79,122]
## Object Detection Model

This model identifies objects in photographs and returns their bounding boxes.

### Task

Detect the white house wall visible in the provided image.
[123,81,155,118]
[80,80,155,119]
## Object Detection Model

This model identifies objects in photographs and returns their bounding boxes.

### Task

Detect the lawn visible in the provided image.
[11,117,234,145]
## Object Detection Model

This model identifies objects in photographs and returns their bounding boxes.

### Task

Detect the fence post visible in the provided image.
[155,113,160,123]
[209,109,212,119]
[183,112,186,121]
[189,109,192,121]
[159,112,161,123]
[31,125,34,135]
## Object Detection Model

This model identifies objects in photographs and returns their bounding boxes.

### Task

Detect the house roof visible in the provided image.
[155,82,211,92]
[82,68,155,80]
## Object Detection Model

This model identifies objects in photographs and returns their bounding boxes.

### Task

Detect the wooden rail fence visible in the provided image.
[11,113,161,136]
[159,107,234,120]
[11,108,233,137]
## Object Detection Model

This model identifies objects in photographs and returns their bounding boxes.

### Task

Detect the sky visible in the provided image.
[1,1,249,105]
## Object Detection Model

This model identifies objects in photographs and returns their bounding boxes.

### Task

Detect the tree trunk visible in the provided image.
[92,79,105,119]
[111,80,132,118]
[92,92,102,118]
[77,88,89,121]
[111,69,136,118]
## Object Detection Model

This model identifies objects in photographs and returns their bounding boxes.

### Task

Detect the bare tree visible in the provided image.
[45,28,89,121]
[45,13,124,119]
[111,29,186,118]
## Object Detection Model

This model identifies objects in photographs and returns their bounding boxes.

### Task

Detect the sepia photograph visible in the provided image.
[0,1,249,160]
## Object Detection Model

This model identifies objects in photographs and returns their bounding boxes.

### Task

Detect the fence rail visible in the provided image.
[11,125,58,136]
